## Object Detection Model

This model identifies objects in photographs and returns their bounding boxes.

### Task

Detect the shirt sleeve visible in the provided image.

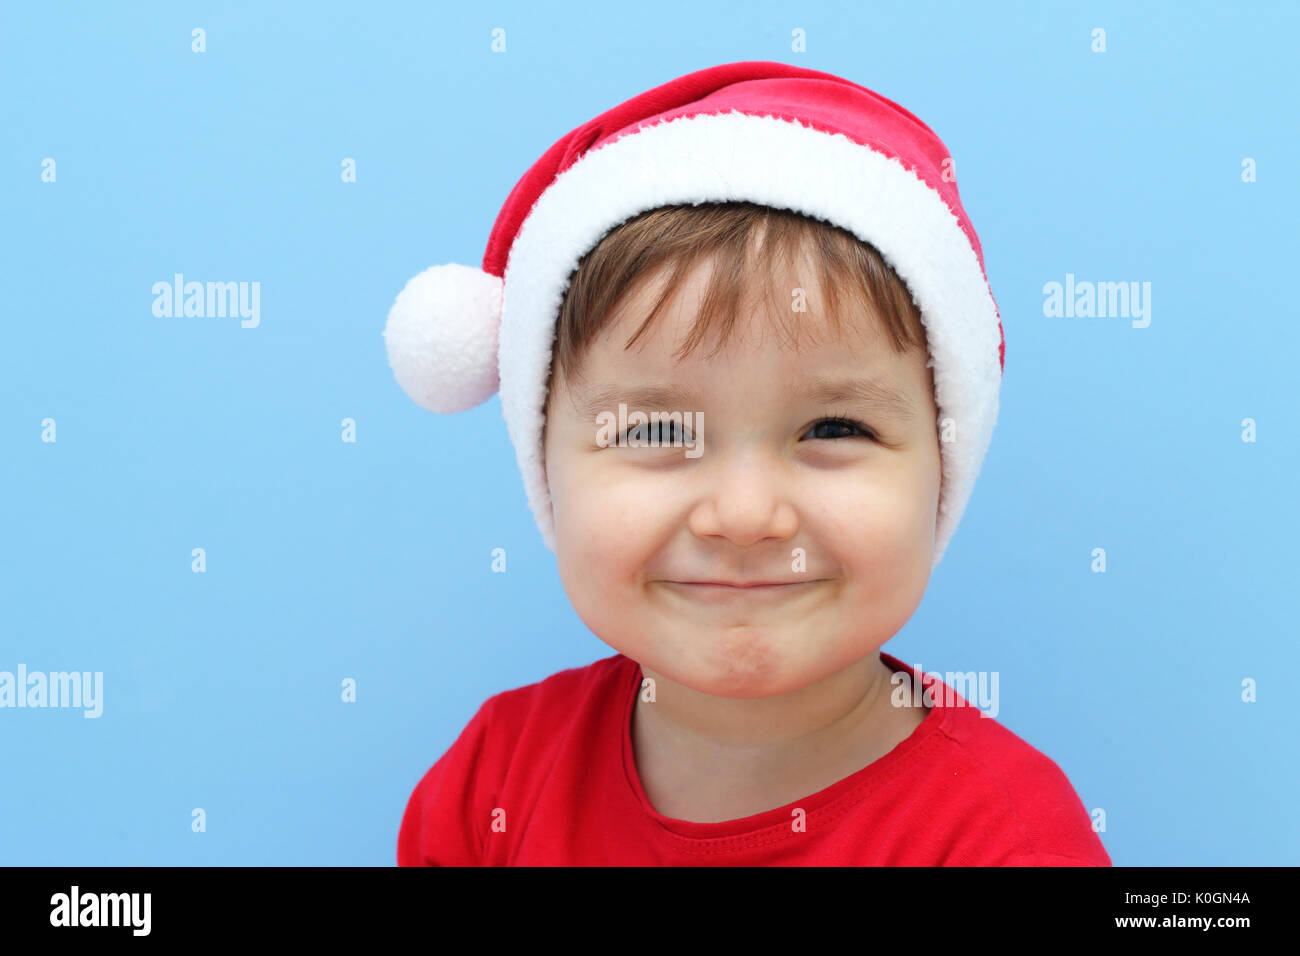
[397,697,496,866]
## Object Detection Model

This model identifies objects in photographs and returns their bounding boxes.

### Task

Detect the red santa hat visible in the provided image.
[383,60,1005,568]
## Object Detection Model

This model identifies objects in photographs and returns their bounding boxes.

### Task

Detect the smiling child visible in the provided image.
[386,61,1110,866]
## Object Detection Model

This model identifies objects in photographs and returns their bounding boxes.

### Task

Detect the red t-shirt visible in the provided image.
[398,651,1111,865]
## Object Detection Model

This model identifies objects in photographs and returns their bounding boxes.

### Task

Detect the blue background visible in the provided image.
[2,0,1295,866]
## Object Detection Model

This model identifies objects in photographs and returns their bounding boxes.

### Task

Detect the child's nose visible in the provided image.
[686,452,799,546]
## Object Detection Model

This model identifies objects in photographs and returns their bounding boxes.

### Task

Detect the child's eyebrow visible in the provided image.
[803,375,917,421]
[568,376,916,422]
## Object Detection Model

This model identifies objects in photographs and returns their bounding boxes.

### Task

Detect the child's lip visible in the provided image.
[667,579,820,589]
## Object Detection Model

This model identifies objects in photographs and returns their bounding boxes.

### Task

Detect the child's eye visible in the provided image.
[802,416,876,441]
[619,420,693,444]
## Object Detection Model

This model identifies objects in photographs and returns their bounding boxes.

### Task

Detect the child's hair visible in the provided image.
[545,202,929,416]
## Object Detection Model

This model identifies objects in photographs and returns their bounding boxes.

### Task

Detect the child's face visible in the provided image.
[543,246,941,699]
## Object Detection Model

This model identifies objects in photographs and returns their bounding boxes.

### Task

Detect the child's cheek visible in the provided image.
[853,492,935,613]
[555,464,645,582]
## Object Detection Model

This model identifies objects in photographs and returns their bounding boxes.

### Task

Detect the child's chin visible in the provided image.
[644,633,818,700]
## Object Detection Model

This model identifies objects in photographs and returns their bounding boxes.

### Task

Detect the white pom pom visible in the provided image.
[383,263,503,413]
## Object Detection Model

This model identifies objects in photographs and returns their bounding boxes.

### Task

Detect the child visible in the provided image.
[385,61,1110,865]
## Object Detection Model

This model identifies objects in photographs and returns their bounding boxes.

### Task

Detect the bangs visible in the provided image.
[549,201,929,392]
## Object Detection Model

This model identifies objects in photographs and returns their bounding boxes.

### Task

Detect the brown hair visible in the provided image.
[545,200,929,410]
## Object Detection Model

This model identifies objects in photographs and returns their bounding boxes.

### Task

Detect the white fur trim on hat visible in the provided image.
[383,262,503,413]
[499,110,1001,568]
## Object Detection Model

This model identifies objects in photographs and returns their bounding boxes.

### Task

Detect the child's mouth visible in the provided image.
[661,580,825,602]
